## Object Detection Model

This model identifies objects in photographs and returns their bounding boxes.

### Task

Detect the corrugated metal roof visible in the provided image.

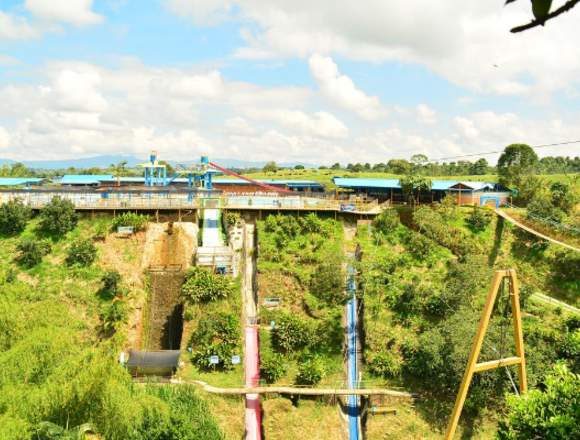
[0,177,44,186]
[60,174,114,184]
[333,177,501,191]
[332,178,401,189]
[213,178,323,188]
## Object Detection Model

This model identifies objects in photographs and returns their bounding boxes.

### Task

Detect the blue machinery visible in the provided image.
[142,151,168,186]
[140,153,222,201]
[346,265,360,440]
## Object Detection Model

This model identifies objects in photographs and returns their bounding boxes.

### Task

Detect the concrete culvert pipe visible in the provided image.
[126,350,180,377]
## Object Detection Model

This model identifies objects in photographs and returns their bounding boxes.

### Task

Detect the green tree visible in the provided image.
[0,198,31,236]
[15,239,51,268]
[271,312,313,353]
[497,364,579,440]
[294,164,305,170]
[309,256,345,306]
[470,158,489,175]
[497,144,539,188]
[295,356,326,385]
[330,162,341,170]
[260,353,287,383]
[65,239,97,267]
[263,161,278,173]
[387,159,412,175]
[38,196,79,237]
[400,175,432,205]
[466,206,492,232]
[181,267,236,303]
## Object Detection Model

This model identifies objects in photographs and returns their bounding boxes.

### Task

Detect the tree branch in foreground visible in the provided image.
[511,0,580,33]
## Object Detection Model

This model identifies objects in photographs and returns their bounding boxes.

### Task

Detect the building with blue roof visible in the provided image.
[333,177,510,206]
[0,177,44,187]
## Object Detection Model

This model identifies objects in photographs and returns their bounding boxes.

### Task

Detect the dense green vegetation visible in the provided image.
[0,199,225,439]
[181,267,237,304]
[497,364,579,440]
[0,198,31,236]
[358,205,579,435]
[111,212,149,232]
[257,213,344,386]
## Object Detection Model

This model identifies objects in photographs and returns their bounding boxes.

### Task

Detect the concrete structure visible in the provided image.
[333,177,511,206]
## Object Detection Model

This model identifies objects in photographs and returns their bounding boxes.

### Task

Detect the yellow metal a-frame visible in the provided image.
[444,269,527,440]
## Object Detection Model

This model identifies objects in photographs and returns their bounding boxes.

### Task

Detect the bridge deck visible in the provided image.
[0,192,383,214]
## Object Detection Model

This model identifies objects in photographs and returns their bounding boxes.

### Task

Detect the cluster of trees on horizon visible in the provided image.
[1,149,579,179]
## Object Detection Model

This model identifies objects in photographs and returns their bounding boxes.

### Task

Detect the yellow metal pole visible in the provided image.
[508,269,527,394]
[444,271,504,440]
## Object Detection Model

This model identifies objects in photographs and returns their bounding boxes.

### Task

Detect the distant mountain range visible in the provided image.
[0,155,317,170]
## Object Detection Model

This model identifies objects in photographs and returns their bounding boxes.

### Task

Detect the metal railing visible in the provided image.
[0,191,382,213]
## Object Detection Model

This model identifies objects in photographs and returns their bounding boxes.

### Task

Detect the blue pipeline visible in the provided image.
[346,265,359,440]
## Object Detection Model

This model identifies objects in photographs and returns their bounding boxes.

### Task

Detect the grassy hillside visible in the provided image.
[0,214,226,440]
[357,205,578,438]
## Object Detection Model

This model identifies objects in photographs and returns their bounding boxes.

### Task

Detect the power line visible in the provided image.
[431,139,580,162]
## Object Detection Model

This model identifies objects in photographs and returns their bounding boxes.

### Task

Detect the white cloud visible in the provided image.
[244,108,348,138]
[416,104,437,125]
[165,0,233,25]
[167,0,580,99]
[0,12,40,40]
[309,54,385,120]
[25,0,103,26]
[0,127,10,150]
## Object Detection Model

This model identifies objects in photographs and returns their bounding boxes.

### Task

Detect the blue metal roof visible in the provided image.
[333,178,401,189]
[333,177,502,191]
[0,177,44,186]
[60,174,114,185]
[213,178,323,188]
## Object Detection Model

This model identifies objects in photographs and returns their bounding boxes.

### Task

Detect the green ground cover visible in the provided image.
[0,211,225,439]
[256,213,345,387]
[357,205,579,438]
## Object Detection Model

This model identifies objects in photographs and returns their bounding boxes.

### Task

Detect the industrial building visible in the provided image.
[333,177,511,206]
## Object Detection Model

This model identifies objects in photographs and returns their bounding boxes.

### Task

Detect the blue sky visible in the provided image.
[0,0,579,164]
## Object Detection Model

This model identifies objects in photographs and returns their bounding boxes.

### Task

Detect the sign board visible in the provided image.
[263,297,281,307]
[231,355,241,365]
[340,203,356,212]
[117,226,134,235]
[209,355,220,365]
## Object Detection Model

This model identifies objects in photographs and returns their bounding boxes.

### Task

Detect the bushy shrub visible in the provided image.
[295,356,326,385]
[189,312,240,371]
[100,270,122,298]
[224,211,241,228]
[65,239,97,267]
[414,206,482,257]
[100,300,128,333]
[550,182,575,213]
[15,239,51,268]
[181,267,236,303]
[497,364,579,440]
[260,353,287,383]
[405,231,434,258]
[465,206,491,232]
[0,198,31,236]
[372,209,400,234]
[309,256,345,306]
[551,250,580,282]
[111,212,149,232]
[527,196,564,223]
[271,312,314,353]
[38,196,78,236]
[368,352,402,379]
